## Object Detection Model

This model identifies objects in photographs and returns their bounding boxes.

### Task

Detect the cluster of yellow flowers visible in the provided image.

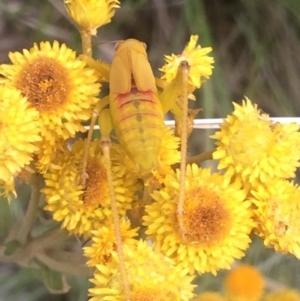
[0,41,100,195]
[0,1,300,301]
[212,100,300,258]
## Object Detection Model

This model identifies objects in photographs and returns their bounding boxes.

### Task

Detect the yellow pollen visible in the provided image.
[130,287,176,301]
[269,199,289,236]
[16,56,71,112]
[183,186,230,245]
[82,157,108,207]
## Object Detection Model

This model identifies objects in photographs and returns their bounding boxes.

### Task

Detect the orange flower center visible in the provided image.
[16,56,71,112]
[130,287,176,301]
[225,265,264,299]
[182,186,231,246]
[82,157,109,208]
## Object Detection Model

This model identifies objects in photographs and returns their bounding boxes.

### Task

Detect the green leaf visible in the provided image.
[34,260,71,294]
[0,195,12,243]
[4,239,21,256]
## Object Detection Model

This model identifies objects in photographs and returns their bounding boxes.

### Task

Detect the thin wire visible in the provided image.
[85,117,300,131]
[189,117,300,129]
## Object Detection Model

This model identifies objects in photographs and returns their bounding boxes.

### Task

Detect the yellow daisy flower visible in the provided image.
[64,0,120,35]
[89,240,196,301]
[211,98,300,185]
[84,219,139,267]
[192,291,225,301]
[262,289,300,301]
[0,41,100,173]
[43,139,135,237]
[250,178,300,258]
[0,86,41,198]
[143,164,255,275]
[224,265,265,301]
[160,35,214,88]
[151,126,181,183]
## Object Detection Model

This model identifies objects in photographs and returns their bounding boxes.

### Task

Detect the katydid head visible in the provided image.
[115,39,147,54]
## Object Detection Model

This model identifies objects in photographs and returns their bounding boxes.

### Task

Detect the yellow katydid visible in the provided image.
[82,38,197,298]
[102,40,166,299]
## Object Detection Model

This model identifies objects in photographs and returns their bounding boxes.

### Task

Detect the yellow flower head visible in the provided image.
[160,35,214,88]
[64,0,120,35]
[143,164,255,275]
[84,219,139,267]
[0,86,41,198]
[0,41,100,173]
[43,139,135,237]
[89,240,196,301]
[268,122,300,177]
[151,126,181,183]
[224,265,265,301]
[193,291,225,301]
[250,178,300,258]
[263,289,300,301]
[211,98,300,185]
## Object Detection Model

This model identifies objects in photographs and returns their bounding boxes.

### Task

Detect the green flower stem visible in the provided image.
[2,228,69,264]
[1,228,89,277]
[27,228,70,252]
[80,29,92,56]
[35,252,91,277]
[46,249,87,266]
[17,173,42,245]
[186,149,214,165]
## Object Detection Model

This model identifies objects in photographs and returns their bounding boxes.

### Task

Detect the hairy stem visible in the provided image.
[81,107,99,185]
[80,29,92,57]
[187,149,214,164]
[102,139,131,301]
[177,61,190,243]
[17,173,42,245]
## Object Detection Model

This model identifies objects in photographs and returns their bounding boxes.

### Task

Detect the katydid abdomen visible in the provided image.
[109,39,164,174]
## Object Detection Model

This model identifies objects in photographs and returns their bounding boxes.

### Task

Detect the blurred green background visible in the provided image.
[0,0,300,300]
